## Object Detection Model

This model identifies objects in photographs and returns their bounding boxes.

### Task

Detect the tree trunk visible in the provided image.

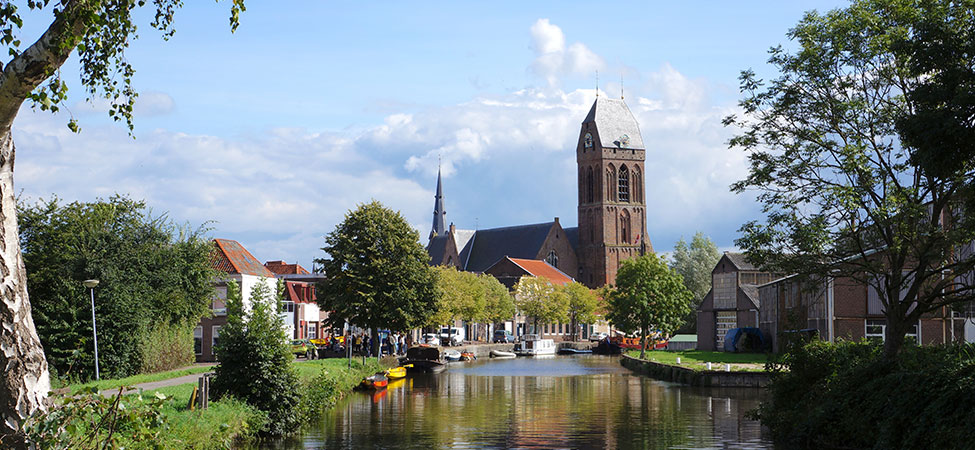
[883,315,907,359]
[0,129,50,449]
[639,325,647,360]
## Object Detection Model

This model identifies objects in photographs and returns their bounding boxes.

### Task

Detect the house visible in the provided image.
[264,261,325,340]
[195,239,276,362]
[696,253,781,351]
[758,272,963,353]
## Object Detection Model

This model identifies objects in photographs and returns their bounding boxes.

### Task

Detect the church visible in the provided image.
[426,97,652,288]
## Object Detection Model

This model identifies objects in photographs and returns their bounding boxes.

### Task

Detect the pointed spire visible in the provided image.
[430,165,446,240]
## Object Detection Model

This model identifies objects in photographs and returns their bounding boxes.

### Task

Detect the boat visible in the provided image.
[460,351,476,361]
[490,349,516,358]
[592,338,622,355]
[514,335,557,356]
[385,364,412,379]
[557,347,593,355]
[401,346,447,373]
[357,372,388,390]
[443,349,462,362]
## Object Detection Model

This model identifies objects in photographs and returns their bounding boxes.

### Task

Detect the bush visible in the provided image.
[210,280,303,436]
[758,339,975,449]
[139,320,195,374]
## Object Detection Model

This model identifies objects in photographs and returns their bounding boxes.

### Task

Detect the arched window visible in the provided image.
[633,167,642,203]
[589,210,595,243]
[545,250,559,268]
[620,210,631,244]
[618,164,630,202]
[586,167,594,203]
[606,165,616,201]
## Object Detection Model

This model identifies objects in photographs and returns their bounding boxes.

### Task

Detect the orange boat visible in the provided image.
[357,372,388,390]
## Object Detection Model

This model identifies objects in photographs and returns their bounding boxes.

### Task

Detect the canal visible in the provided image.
[262,355,772,449]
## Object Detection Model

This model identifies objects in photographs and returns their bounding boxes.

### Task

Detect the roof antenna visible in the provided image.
[595,70,599,98]
[620,73,624,100]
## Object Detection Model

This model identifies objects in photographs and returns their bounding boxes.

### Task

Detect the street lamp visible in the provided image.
[83,279,100,380]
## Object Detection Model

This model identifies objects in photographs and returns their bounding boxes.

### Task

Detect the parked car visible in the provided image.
[422,333,441,346]
[439,327,465,346]
[291,339,317,358]
[493,329,514,343]
[589,332,609,342]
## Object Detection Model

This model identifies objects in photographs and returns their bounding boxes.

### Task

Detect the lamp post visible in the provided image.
[83,279,100,380]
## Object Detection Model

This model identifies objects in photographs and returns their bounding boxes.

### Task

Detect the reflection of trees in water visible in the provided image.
[275,361,769,449]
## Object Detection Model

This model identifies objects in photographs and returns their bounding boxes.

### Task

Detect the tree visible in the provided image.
[481,274,515,327]
[316,201,439,356]
[669,232,721,333]
[430,266,485,329]
[0,3,244,444]
[18,196,215,380]
[514,276,568,335]
[559,282,598,341]
[724,0,975,358]
[210,279,302,436]
[606,254,692,359]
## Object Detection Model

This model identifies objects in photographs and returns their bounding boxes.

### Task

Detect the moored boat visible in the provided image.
[443,349,462,362]
[357,372,388,390]
[489,349,516,358]
[557,347,593,355]
[385,364,411,379]
[401,346,447,373]
[460,351,476,361]
[514,335,557,356]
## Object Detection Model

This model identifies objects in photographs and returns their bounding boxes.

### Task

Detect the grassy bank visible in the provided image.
[626,350,770,371]
[64,364,214,394]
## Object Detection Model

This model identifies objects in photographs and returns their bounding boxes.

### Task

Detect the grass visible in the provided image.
[65,364,214,394]
[627,350,771,372]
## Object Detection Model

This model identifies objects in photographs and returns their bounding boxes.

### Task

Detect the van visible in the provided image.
[439,327,465,346]
[493,329,514,343]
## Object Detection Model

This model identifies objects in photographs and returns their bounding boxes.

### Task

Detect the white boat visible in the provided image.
[489,349,516,358]
[443,349,462,362]
[513,335,557,356]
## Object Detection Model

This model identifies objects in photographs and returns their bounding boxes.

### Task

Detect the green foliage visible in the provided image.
[560,282,598,340]
[515,276,568,332]
[725,0,975,357]
[210,280,303,436]
[139,320,196,374]
[23,387,169,450]
[430,266,485,326]
[18,195,215,380]
[0,0,245,132]
[481,274,516,324]
[316,201,439,334]
[607,254,692,359]
[758,340,975,449]
[669,232,720,333]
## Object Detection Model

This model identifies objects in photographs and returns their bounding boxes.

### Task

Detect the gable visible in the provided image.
[212,239,274,277]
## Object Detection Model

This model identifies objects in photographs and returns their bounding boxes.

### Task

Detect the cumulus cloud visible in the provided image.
[530,19,606,88]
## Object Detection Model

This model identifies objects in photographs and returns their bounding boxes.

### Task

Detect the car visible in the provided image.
[589,332,609,342]
[493,329,514,343]
[422,333,441,346]
[290,339,317,358]
[439,327,465,346]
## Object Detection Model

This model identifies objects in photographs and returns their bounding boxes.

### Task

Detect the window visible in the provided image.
[867,271,918,315]
[308,323,318,340]
[586,167,594,203]
[281,301,295,313]
[212,325,221,352]
[194,326,203,355]
[618,165,630,202]
[865,319,919,344]
[713,272,737,309]
[633,168,642,203]
[606,166,615,201]
[584,132,593,149]
[546,250,559,268]
[716,311,737,348]
[620,211,631,244]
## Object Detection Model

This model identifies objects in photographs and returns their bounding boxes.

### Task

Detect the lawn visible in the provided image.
[627,350,771,372]
[66,364,215,394]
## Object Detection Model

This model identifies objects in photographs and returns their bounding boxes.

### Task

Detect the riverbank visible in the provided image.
[621,354,770,387]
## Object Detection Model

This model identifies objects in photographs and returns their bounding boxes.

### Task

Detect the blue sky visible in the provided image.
[12,1,848,270]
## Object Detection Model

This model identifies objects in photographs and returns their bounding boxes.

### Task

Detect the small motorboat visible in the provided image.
[490,349,516,358]
[460,351,476,361]
[357,372,388,390]
[402,346,447,373]
[557,347,593,355]
[443,349,462,362]
[385,364,411,379]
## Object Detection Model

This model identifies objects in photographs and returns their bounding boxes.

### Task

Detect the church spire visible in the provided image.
[430,166,446,240]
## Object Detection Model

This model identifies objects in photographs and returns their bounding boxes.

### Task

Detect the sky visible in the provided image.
[11,1,849,270]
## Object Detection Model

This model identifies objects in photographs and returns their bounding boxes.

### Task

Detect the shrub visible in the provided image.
[758,339,975,449]
[210,280,303,436]
[139,320,195,374]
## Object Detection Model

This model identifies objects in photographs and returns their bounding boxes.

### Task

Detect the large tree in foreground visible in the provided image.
[0,2,243,446]
[607,254,692,359]
[724,0,975,358]
[316,201,439,356]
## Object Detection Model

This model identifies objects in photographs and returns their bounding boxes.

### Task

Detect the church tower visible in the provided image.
[430,167,446,240]
[577,97,652,287]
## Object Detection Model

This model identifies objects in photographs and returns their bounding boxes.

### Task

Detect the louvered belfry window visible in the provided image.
[618,165,629,202]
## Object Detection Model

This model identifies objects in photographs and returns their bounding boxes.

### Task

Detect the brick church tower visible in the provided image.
[577,97,652,287]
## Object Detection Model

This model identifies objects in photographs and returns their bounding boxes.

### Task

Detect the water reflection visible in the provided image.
[260,355,771,449]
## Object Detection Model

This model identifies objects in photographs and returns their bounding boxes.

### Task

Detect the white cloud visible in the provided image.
[529,18,606,88]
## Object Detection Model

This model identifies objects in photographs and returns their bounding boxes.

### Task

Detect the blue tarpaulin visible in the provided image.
[723,327,767,352]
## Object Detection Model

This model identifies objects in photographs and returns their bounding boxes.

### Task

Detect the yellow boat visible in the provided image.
[385,364,412,379]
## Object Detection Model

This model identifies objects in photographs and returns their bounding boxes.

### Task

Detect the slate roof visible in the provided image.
[212,239,274,277]
[740,284,760,309]
[464,222,555,273]
[426,235,450,266]
[584,98,645,150]
[508,258,573,285]
[724,252,758,271]
[563,226,579,255]
[453,229,476,268]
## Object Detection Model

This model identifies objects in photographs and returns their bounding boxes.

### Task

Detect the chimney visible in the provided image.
[449,223,456,234]
[554,217,560,224]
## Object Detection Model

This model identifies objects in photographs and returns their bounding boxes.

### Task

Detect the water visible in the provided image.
[263,355,772,449]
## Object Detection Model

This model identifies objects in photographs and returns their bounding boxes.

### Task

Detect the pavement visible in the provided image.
[99,363,216,397]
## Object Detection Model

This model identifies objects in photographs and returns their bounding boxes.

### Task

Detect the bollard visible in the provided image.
[198,373,212,410]
[725,364,731,372]
[675,357,681,364]
[706,362,712,370]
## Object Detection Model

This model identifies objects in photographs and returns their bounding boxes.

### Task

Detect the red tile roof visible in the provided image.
[508,258,574,285]
[264,260,311,275]
[211,239,275,277]
[284,281,316,303]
